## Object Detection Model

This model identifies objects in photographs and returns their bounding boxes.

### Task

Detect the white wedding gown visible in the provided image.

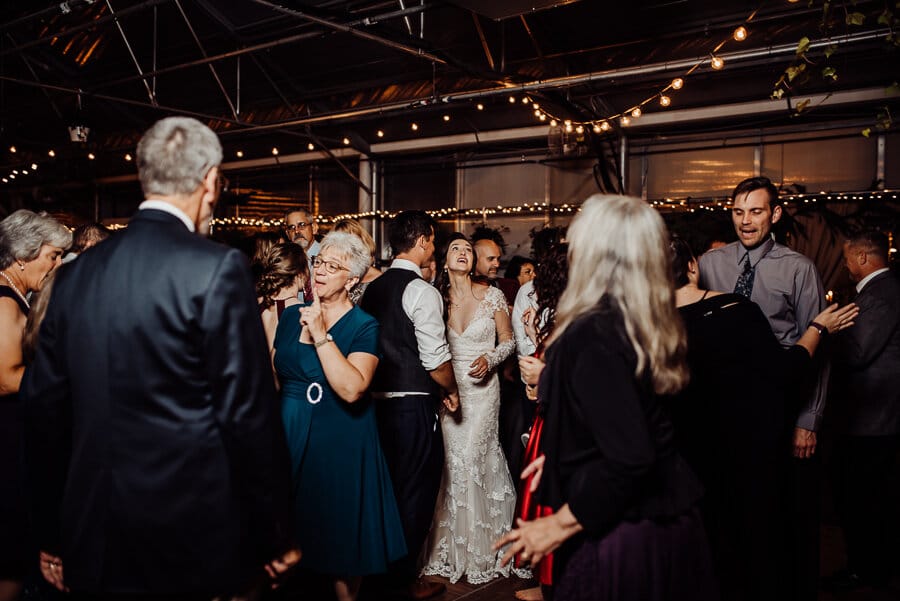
[421,286,525,584]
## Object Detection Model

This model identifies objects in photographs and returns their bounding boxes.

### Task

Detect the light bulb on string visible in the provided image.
[8,146,15,153]
[534,109,541,117]
[508,95,516,103]
[564,123,573,133]
[593,123,602,133]
[21,170,27,175]
[48,149,56,157]
[600,121,610,131]
[411,123,419,131]
[672,78,684,90]
[236,150,244,158]
[733,26,748,41]
[308,143,315,150]
[476,103,484,111]
[710,55,725,70]
[12,170,18,174]
[31,163,37,170]
[575,125,584,134]
[377,130,384,138]
[660,95,671,107]
[620,116,631,126]
[88,153,95,160]
[343,137,350,145]
[539,114,546,121]
[271,147,279,156]
[124,153,132,161]
[532,103,540,110]
[9,174,15,179]
[522,96,531,104]
[631,107,642,118]
[549,119,558,127]
[443,114,450,122]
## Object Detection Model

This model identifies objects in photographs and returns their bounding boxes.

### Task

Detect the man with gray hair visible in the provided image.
[23,116,297,600]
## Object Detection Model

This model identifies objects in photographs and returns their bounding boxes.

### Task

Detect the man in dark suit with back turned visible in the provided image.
[826,230,900,591]
[360,211,459,600]
[23,117,297,600]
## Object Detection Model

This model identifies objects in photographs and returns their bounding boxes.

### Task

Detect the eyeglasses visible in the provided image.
[284,222,312,232]
[313,257,349,274]
[217,173,230,193]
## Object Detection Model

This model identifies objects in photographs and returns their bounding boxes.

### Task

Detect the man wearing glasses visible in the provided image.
[283,209,320,258]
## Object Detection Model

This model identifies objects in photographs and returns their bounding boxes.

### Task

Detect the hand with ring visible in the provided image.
[39,550,68,592]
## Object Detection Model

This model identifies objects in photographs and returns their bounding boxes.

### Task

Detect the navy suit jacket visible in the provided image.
[834,269,900,437]
[23,209,292,595]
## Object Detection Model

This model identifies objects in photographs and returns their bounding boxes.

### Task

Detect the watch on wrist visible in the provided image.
[314,333,333,348]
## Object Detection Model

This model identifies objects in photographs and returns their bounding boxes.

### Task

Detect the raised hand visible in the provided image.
[298,286,327,342]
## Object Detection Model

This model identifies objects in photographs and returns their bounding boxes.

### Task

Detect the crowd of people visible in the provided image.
[0,116,897,601]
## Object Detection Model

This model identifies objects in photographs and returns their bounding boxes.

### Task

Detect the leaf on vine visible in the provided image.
[822,66,838,80]
[862,128,872,137]
[846,12,865,26]
[824,44,837,58]
[796,36,811,55]
[772,89,785,99]
[877,10,891,25]
[796,98,811,113]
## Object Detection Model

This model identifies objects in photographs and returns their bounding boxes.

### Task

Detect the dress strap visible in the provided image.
[700,289,710,301]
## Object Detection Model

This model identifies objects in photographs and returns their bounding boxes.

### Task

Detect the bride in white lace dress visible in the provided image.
[422,233,522,584]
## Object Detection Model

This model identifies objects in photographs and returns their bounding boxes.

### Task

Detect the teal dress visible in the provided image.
[274,303,407,576]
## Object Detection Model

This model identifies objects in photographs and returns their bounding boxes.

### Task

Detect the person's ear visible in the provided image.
[770,204,783,225]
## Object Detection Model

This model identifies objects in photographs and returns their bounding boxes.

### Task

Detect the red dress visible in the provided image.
[515,408,554,585]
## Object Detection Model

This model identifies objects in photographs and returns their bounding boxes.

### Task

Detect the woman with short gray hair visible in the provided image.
[0,208,70,601]
[273,229,405,601]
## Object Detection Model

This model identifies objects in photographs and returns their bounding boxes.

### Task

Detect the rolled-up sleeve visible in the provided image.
[402,279,452,370]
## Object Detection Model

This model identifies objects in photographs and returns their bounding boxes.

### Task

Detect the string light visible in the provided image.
[522,97,531,104]
[621,116,631,126]
[376,130,384,138]
[593,124,602,133]
[672,77,684,90]
[575,125,584,134]
[8,146,15,153]
[710,55,725,70]
[443,114,451,122]
[124,153,132,161]
[21,170,27,174]
[88,153,95,160]
[31,163,37,170]
[308,142,315,150]
[549,119,558,127]
[343,137,351,145]
[733,26,748,41]
[631,107,642,118]
[12,170,18,174]
[660,95,671,107]
[411,123,419,131]
[508,95,516,103]
[236,150,244,158]
[476,103,484,111]
[600,121,610,131]
[48,150,56,157]
[271,147,279,156]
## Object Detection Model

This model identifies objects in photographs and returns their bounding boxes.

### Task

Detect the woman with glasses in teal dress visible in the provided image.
[274,231,405,601]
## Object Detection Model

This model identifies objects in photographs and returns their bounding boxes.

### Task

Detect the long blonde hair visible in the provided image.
[548,194,688,395]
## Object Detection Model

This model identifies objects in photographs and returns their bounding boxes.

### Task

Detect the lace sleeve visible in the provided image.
[484,287,515,371]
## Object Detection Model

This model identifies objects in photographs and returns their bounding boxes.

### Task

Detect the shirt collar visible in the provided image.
[739,236,775,266]
[391,258,423,276]
[139,200,195,232]
[856,267,890,293]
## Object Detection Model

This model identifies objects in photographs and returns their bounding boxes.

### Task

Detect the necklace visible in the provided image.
[0,270,30,309]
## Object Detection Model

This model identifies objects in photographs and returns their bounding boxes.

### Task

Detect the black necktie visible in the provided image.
[733,252,755,298]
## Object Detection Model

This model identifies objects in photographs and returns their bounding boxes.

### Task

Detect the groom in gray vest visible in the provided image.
[360,211,459,600]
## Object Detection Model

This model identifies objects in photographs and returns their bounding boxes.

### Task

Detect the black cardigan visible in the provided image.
[538,303,702,538]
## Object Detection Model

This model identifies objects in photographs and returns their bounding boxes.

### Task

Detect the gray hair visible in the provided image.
[0,209,72,269]
[319,231,370,280]
[136,117,222,197]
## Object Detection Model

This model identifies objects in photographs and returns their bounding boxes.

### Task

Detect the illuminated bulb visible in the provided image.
[631,107,642,118]
[539,114,546,121]
[21,170,27,174]
[549,119,558,127]
[411,123,419,131]
[443,114,450,122]
[124,153,132,161]
[31,163,37,170]
[307,143,315,150]
[9,174,15,179]
[1,178,6,183]
[710,55,725,70]
[672,77,684,90]
[48,149,56,157]
[271,147,279,156]
[343,137,350,145]
[660,95,671,107]
[600,121,611,131]
[593,124,602,133]
[534,109,541,117]
[88,153,95,160]
[236,150,244,158]
[522,97,531,104]
[377,130,384,138]
[8,146,15,153]
[12,170,18,174]
[476,103,484,111]
[564,119,572,126]
[733,26,748,41]
[508,95,516,103]
[532,103,540,110]
[621,116,631,126]
[575,125,584,134]
[564,123,573,133]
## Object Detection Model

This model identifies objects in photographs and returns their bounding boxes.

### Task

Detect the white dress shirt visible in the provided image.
[138,200,195,232]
